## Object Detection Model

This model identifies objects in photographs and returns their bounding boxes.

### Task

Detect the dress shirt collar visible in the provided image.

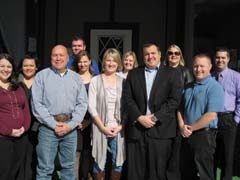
[195,75,212,85]
[218,67,230,78]
[145,63,160,72]
[51,66,68,76]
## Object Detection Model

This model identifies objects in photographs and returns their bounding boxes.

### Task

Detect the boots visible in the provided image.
[111,171,121,180]
[93,171,105,180]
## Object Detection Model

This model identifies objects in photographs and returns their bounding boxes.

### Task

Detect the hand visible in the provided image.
[180,124,192,138]
[55,123,72,136]
[77,119,90,131]
[11,126,25,137]
[137,115,156,128]
[101,126,119,137]
[109,125,122,136]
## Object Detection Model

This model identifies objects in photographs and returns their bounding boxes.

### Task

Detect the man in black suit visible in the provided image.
[123,43,183,180]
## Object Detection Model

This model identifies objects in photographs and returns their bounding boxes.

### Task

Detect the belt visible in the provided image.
[53,114,72,122]
[194,127,217,133]
[218,111,234,117]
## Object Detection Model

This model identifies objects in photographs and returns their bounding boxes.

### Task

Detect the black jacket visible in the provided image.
[122,65,183,140]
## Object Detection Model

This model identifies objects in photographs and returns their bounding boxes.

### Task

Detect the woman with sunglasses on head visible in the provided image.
[165,44,193,180]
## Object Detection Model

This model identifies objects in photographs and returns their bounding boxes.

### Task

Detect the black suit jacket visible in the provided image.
[123,65,183,140]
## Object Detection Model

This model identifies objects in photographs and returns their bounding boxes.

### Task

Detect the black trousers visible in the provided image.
[180,129,216,180]
[167,131,182,180]
[126,134,172,180]
[77,126,93,179]
[79,148,93,179]
[23,131,38,180]
[214,113,237,180]
[0,135,27,180]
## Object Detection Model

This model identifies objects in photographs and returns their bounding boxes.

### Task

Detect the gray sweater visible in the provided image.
[88,74,125,170]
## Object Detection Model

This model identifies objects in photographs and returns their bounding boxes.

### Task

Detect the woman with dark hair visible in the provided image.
[0,53,31,180]
[72,50,94,180]
[18,54,39,180]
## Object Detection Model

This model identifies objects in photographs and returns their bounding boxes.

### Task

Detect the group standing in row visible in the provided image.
[0,37,239,180]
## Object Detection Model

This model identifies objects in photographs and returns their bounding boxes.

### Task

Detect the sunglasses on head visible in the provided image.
[167,51,181,56]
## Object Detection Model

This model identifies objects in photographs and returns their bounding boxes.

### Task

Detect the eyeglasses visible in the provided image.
[167,51,181,56]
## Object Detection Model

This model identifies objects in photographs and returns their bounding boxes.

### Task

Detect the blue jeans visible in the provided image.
[93,137,122,173]
[36,125,77,180]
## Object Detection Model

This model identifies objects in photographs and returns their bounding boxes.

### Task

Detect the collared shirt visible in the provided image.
[145,65,159,114]
[183,75,224,128]
[212,67,240,123]
[31,67,88,129]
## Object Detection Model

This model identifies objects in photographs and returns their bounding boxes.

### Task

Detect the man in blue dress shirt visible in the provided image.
[178,53,224,180]
[67,35,100,75]
[212,47,240,180]
[31,45,88,180]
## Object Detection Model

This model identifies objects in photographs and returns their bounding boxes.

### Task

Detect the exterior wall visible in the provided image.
[51,0,168,66]
[42,0,58,67]
[58,0,110,45]
[0,0,25,62]
[114,0,167,63]
[1,0,239,69]
[42,0,112,66]
[0,0,178,67]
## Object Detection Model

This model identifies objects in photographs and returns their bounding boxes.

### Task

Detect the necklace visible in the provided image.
[1,88,20,120]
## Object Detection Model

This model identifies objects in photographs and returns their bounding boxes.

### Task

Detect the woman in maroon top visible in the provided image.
[0,53,31,180]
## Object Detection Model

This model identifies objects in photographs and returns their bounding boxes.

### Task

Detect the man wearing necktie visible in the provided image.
[123,43,183,180]
[212,47,240,180]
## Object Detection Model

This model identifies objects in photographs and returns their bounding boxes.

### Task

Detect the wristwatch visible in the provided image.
[151,115,158,122]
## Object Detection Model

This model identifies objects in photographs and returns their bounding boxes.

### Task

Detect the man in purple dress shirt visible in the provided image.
[213,47,240,180]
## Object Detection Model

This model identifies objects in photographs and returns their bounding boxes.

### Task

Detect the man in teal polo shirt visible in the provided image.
[177,53,224,180]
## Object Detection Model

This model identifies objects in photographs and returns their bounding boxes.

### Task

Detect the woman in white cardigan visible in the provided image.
[88,48,125,180]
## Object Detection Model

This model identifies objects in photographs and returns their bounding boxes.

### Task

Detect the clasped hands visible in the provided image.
[55,122,72,136]
[137,114,156,128]
[11,126,25,137]
[180,124,192,138]
[101,125,122,137]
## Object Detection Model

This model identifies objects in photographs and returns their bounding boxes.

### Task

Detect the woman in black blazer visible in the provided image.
[164,44,193,180]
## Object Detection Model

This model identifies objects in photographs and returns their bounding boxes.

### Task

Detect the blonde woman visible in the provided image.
[117,51,138,79]
[165,44,193,180]
[165,44,193,85]
[88,48,125,180]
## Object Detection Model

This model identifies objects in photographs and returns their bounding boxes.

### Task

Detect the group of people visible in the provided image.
[0,34,239,180]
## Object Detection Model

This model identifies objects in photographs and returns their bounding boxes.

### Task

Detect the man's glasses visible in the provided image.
[167,51,181,56]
